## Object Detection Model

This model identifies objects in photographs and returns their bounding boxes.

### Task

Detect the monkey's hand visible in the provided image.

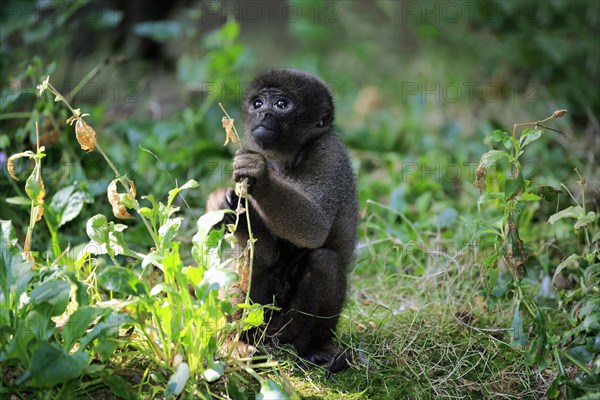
[232,149,268,185]
[206,188,239,227]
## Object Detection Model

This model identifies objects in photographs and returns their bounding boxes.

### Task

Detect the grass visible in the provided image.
[281,269,550,399]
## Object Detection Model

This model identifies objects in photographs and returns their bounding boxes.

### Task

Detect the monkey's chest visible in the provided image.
[270,240,308,306]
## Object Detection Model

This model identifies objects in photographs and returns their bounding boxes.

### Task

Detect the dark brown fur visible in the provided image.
[207,69,357,373]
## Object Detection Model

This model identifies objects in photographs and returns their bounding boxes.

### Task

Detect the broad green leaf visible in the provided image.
[0,228,35,307]
[26,342,89,387]
[29,279,71,316]
[63,306,109,351]
[79,312,132,350]
[5,196,31,205]
[574,211,596,230]
[192,210,226,265]
[86,214,110,243]
[202,360,224,383]
[546,377,560,398]
[552,253,580,289]
[104,373,135,400]
[159,217,182,247]
[520,129,543,148]
[548,206,584,225]
[521,192,542,201]
[479,150,508,168]
[49,184,92,228]
[434,207,457,229]
[165,361,190,396]
[243,307,264,330]
[201,268,238,291]
[505,172,525,200]
[183,265,204,287]
[193,210,226,246]
[534,185,562,202]
[580,298,600,332]
[510,303,527,347]
[256,379,289,400]
[566,345,594,365]
[98,266,142,296]
[491,129,509,142]
[167,179,199,208]
[95,339,120,362]
[1,219,18,245]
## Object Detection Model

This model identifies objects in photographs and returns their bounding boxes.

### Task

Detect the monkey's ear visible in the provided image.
[316,112,331,128]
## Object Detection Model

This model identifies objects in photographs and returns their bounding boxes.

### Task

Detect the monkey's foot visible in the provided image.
[300,348,350,375]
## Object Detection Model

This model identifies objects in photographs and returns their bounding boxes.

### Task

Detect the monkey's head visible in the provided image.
[243,69,334,153]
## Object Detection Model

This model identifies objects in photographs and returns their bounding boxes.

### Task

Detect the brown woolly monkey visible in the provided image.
[207,69,357,373]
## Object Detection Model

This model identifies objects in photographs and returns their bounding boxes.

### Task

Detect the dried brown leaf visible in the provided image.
[502,216,528,279]
[33,205,44,222]
[6,151,35,181]
[107,179,134,219]
[474,164,488,191]
[222,116,238,146]
[75,118,96,152]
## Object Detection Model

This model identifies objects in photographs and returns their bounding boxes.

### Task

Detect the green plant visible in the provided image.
[1,72,291,398]
[474,110,599,398]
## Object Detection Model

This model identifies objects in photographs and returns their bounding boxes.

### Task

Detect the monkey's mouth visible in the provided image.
[252,125,278,147]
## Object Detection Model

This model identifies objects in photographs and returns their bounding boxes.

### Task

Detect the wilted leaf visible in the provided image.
[107,179,136,219]
[6,151,35,181]
[75,118,96,152]
[474,164,488,191]
[222,116,239,146]
[502,216,528,279]
[235,179,249,198]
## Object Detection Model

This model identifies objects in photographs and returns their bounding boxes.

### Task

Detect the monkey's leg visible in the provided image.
[270,248,350,372]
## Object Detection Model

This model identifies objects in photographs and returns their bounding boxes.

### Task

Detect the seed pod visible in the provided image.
[552,109,567,119]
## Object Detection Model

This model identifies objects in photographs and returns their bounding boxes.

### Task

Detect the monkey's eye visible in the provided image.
[252,99,264,109]
[274,98,289,110]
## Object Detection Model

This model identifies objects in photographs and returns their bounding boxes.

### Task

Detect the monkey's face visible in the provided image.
[245,88,296,150]
[243,69,334,153]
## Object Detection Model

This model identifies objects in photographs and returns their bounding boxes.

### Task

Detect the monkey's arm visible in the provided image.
[233,147,344,249]
[252,176,333,249]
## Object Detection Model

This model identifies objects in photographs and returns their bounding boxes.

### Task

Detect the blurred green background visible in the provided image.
[1,0,598,261]
[1,1,599,397]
